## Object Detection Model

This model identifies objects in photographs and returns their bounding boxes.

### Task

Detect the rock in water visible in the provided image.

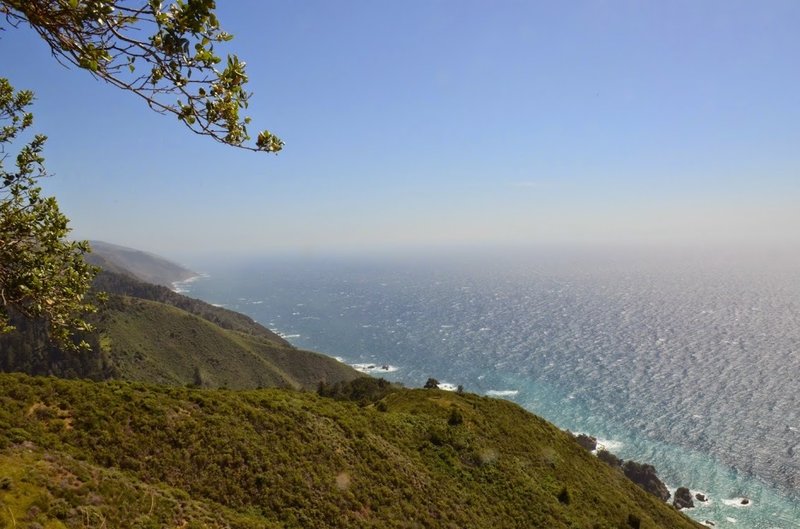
[622,461,671,501]
[673,487,694,510]
[695,493,708,502]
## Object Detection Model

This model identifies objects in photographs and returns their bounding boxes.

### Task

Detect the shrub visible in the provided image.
[557,486,570,505]
[597,449,622,468]
[447,407,463,426]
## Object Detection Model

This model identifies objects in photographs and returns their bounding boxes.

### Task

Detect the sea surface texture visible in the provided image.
[185,247,800,528]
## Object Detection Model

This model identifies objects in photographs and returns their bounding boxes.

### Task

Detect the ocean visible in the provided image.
[180,246,800,528]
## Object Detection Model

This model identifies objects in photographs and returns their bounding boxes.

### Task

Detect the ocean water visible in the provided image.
[182,247,800,528]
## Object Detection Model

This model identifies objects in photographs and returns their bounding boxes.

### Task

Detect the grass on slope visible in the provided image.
[0,448,273,529]
[0,373,702,529]
[93,269,291,347]
[96,295,359,390]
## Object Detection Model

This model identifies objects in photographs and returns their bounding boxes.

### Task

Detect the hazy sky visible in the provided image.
[2,1,799,256]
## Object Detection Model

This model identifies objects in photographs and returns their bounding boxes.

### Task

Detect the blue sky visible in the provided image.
[2,1,799,257]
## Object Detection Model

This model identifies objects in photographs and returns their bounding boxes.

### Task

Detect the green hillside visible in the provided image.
[92,269,291,347]
[0,269,358,390]
[0,373,701,529]
[96,294,358,389]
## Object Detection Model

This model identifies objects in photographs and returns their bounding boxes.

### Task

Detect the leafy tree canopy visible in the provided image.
[423,377,439,389]
[0,0,283,152]
[0,79,96,349]
[1,1,282,348]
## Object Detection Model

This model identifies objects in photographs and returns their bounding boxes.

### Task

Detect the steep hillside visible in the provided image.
[1,268,358,390]
[87,240,197,287]
[93,269,291,347]
[0,373,702,529]
[95,294,358,389]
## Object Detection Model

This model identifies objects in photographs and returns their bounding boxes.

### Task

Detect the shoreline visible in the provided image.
[171,273,207,293]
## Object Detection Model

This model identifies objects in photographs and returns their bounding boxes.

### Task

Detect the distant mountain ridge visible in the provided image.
[0,243,360,390]
[87,240,198,287]
[91,268,291,347]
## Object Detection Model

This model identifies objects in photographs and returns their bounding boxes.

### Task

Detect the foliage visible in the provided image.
[423,377,439,389]
[557,486,571,505]
[597,448,623,467]
[317,376,396,405]
[1,0,283,351]
[447,405,463,426]
[0,0,283,152]
[91,268,290,346]
[0,79,97,349]
[574,432,598,451]
[0,373,704,529]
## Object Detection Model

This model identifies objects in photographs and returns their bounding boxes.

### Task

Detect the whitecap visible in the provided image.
[171,274,204,292]
[251,300,264,304]
[351,363,399,374]
[722,498,752,508]
[487,389,519,397]
[691,490,711,506]
[595,438,624,452]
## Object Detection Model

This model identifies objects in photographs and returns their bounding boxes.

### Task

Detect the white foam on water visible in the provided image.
[351,363,400,374]
[722,498,752,508]
[691,490,712,506]
[595,438,624,453]
[487,389,519,397]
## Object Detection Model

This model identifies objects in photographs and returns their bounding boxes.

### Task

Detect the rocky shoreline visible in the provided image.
[569,432,751,515]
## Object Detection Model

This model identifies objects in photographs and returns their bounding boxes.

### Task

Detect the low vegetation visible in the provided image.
[0,373,701,528]
[0,269,359,390]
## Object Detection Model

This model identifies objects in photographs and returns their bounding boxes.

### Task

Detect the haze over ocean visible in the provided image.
[179,245,800,528]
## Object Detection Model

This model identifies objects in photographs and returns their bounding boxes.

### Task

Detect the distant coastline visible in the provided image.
[171,273,207,293]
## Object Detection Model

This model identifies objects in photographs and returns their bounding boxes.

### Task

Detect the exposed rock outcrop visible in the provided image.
[673,487,694,510]
[622,461,670,501]
[575,433,597,451]
[597,449,622,468]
